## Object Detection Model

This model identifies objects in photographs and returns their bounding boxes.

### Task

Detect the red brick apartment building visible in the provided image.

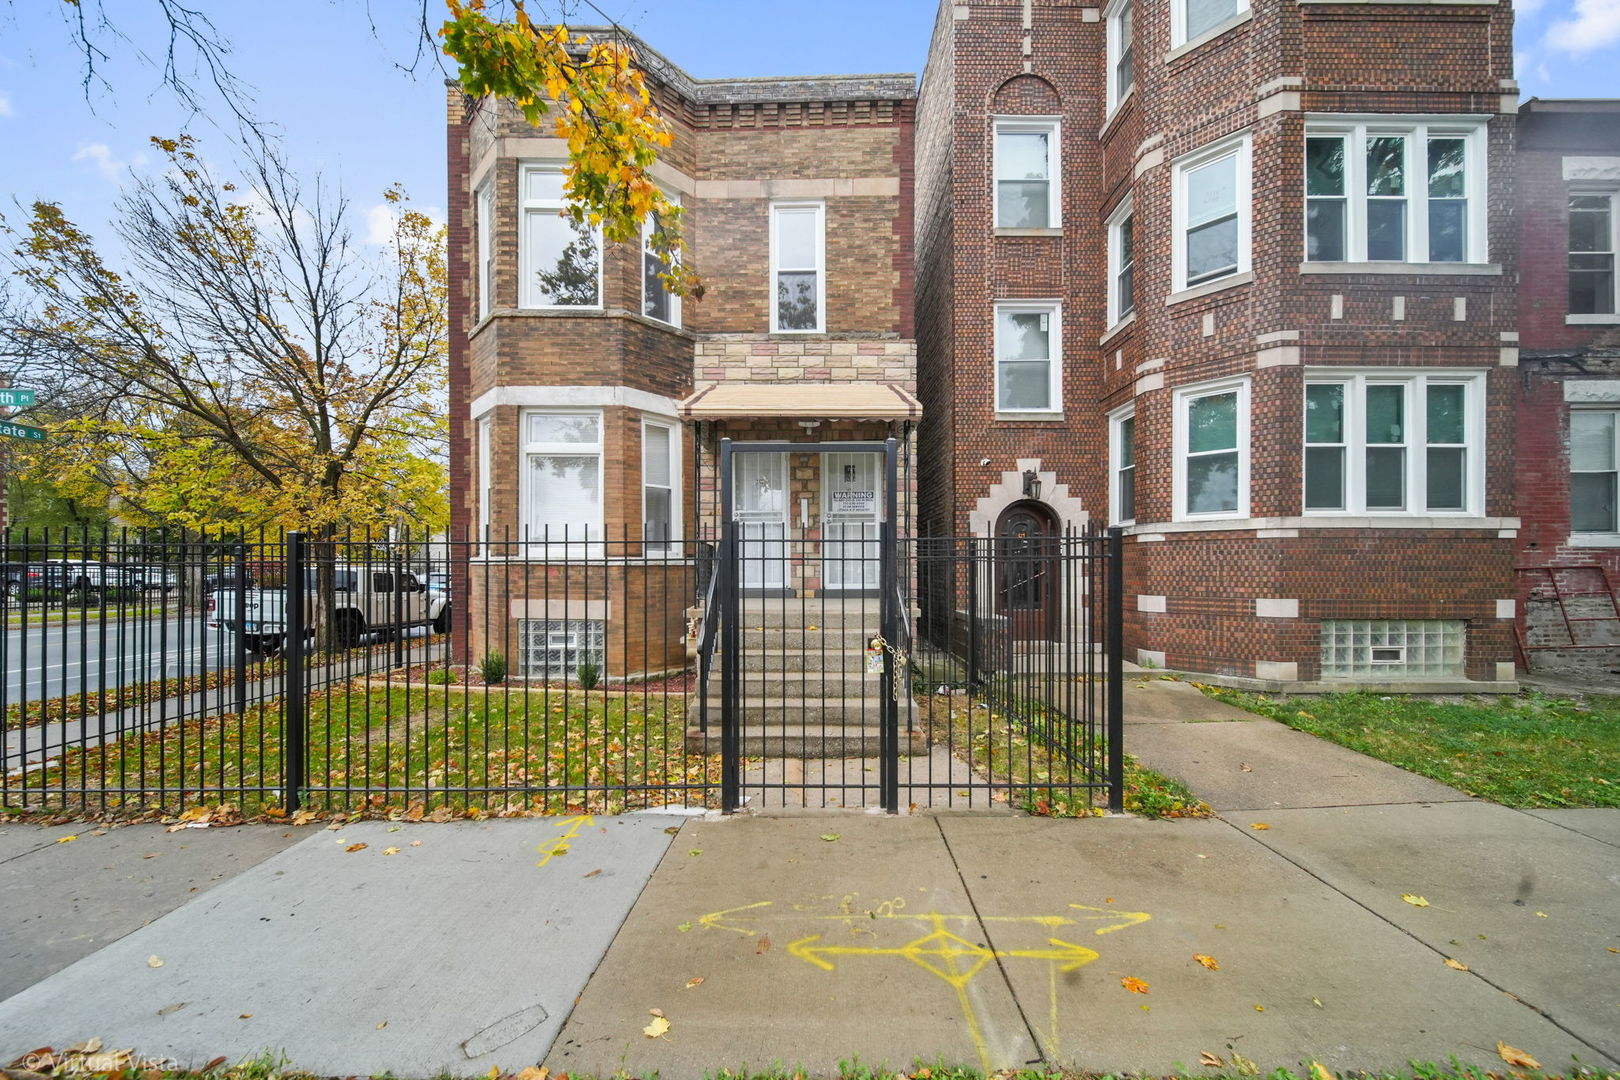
[445,40,918,678]
[914,0,1523,691]
[1515,99,1620,680]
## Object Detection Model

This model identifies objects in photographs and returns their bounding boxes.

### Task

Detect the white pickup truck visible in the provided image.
[207,565,450,653]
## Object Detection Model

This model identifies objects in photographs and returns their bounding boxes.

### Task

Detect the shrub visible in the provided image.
[478,650,507,685]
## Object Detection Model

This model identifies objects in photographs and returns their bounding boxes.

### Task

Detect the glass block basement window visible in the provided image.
[519,619,605,680]
[1320,620,1464,679]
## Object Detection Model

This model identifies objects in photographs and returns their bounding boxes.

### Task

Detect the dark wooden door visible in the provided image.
[995,502,1058,641]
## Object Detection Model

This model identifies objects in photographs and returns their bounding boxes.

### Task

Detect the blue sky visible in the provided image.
[0,0,1615,256]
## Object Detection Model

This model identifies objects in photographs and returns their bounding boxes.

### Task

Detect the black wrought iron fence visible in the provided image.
[0,524,1122,818]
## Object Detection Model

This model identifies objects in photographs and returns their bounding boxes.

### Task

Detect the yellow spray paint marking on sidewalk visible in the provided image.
[691,895,1152,1073]
[535,814,595,867]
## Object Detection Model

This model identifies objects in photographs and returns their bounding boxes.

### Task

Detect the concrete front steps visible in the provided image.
[685,597,925,759]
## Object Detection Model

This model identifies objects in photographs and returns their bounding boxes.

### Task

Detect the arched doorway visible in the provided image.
[995,500,1059,641]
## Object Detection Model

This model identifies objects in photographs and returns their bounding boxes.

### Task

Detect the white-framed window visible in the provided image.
[476,183,494,321]
[1110,405,1137,525]
[1107,197,1136,326]
[1302,372,1484,516]
[1303,118,1488,266]
[1172,134,1251,292]
[1571,409,1619,538]
[642,193,681,327]
[994,301,1062,413]
[521,410,602,544]
[1173,377,1249,520]
[643,419,680,554]
[1106,0,1135,113]
[994,118,1061,229]
[519,163,602,309]
[770,201,825,333]
[1172,0,1250,48]
[1569,192,1618,317]
[477,415,492,543]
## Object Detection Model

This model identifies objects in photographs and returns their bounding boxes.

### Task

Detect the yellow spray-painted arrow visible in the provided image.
[536,814,597,867]
[787,930,1100,984]
[1069,903,1152,934]
[697,901,775,936]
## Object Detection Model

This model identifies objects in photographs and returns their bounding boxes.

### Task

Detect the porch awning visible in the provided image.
[678,382,923,421]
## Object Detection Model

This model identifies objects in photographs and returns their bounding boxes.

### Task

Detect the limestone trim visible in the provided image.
[969,459,1090,537]
[470,385,682,420]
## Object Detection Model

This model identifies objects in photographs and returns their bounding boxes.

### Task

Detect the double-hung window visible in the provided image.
[1173,134,1251,292]
[1110,406,1137,525]
[1107,198,1136,325]
[522,411,602,544]
[1571,410,1619,538]
[520,164,602,308]
[1302,373,1483,516]
[1173,0,1249,48]
[643,195,682,327]
[994,302,1061,414]
[1569,192,1618,317]
[477,416,492,543]
[771,202,824,332]
[1303,119,1487,266]
[1174,379,1249,520]
[1106,0,1135,113]
[476,183,494,320]
[994,119,1060,229]
[642,420,679,554]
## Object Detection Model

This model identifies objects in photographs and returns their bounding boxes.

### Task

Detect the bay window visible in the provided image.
[1303,373,1483,516]
[1111,406,1137,525]
[1106,0,1134,112]
[1174,378,1249,519]
[643,196,681,327]
[1108,198,1136,325]
[1173,0,1250,48]
[520,164,602,308]
[643,420,679,553]
[1173,134,1251,292]
[1303,119,1487,266]
[523,411,602,543]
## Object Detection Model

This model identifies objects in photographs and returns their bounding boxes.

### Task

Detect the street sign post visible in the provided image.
[0,389,37,408]
[0,421,46,442]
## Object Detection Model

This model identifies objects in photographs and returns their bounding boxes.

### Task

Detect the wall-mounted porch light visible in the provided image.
[1022,469,1042,500]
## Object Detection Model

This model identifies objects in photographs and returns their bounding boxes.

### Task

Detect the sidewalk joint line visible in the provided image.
[1217,814,1620,1068]
[1504,805,1620,851]
[933,815,1046,1066]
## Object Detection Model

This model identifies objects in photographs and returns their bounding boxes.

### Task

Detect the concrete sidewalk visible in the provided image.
[0,679,1616,1078]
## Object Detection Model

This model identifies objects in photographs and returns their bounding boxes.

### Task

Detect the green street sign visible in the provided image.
[0,421,46,442]
[0,389,36,408]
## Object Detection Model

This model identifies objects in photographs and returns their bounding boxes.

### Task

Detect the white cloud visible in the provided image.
[0,93,12,117]
[365,203,399,245]
[1516,0,1548,16]
[1545,0,1620,55]
[73,142,148,181]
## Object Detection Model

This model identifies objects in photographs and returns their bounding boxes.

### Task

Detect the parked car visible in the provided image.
[208,564,450,652]
[425,571,451,600]
[115,564,182,592]
[0,562,31,598]
[32,560,143,598]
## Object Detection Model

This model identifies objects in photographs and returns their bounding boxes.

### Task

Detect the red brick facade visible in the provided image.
[1514,101,1620,679]
[914,0,1522,689]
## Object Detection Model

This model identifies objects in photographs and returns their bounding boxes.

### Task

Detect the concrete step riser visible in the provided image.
[735,651,873,674]
[684,728,929,759]
[738,629,876,649]
[725,601,882,629]
[696,703,906,725]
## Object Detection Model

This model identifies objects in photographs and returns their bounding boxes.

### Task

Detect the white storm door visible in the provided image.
[734,452,788,591]
[822,452,882,591]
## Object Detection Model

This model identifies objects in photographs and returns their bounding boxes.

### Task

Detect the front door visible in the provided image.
[995,502,1058,640]
[822,452,882,591]
[735,452,788,592]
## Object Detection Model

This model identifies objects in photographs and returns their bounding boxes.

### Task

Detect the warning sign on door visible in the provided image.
[829,490,876,516]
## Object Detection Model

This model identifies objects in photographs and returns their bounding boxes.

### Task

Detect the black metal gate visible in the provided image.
[700,437,1124,814]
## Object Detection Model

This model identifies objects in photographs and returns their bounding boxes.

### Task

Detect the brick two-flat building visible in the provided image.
[914,0,1523,690]
[1515,98,1620,678]
[445,39,918,679]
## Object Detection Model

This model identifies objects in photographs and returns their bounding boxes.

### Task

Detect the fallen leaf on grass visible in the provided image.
[821,833,841,842]
[383,847,400,856]
[346,843,368,853]
[1248,823,1269,831]
[685,976,705,989]
[147,956,164,968]
[1121,976,1149,994]
[1497,1042,1541,1069]
[1309,1061,1333,1080]
[756,934,772,955]
[1199,1052,1224,1068]
[1444,958,1469,971]
[643,1015,671,1039]
[1401,894,1430,907]
[1193,954,1219,970]
[514,1068,549,1080]
[55,835,77,844]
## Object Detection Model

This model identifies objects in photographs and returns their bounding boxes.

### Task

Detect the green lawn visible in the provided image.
[1197,686,1620,808]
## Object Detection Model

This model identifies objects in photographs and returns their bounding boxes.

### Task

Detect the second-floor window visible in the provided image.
[476,183,493,320]
[1572,409,1619,536]
[1108,198,1136,325]
[1175,0,1249,46]
[771,202,824,332]
[1106,0,1134,112]
[994,120,1060,229]
[1570,193,1617,316]
[520,164,601,309]
[994,302,1061,413]
[1304,120,1486,266]
[643,197,681,327]
[1174,134,1251,292]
